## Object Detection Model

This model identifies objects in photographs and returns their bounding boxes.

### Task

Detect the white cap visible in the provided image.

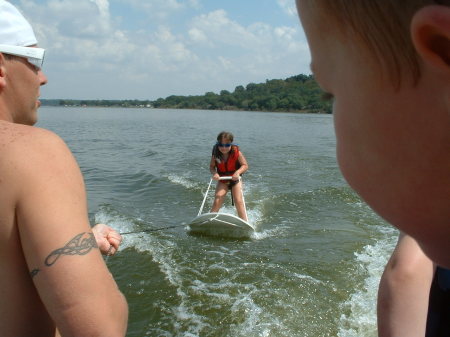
[0,0,37,46]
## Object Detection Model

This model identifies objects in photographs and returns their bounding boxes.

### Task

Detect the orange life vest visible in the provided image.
[214,145,240,176]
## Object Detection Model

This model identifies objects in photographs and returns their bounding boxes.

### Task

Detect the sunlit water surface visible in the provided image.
[38,107,397,337]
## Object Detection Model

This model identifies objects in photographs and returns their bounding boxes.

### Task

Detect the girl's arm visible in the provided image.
[209,155,220,180]
[234,152,248,178]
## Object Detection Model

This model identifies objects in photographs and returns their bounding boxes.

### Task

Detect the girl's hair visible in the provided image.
[213,131,236,162]
[307,0,439,87]
[216,131,234,143]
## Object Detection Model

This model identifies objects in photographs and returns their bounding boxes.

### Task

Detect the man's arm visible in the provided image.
[13,128,127,336]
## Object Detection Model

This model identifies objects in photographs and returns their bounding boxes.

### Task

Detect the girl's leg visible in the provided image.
[231,181,247,221]
[210,182,228,212]
[377,232,435,337]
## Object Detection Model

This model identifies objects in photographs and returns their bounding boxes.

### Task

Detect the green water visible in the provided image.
[38,107,397,337]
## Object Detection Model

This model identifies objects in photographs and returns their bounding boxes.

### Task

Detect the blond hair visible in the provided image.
[307,0,437,87]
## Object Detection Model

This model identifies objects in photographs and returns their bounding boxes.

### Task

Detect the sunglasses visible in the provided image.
[217,143,232,148]
[0,44,45,70]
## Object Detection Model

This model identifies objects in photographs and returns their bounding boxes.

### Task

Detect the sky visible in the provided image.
[11,0,311,100]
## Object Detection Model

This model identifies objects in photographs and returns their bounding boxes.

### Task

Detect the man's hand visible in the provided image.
[92,223,122,256]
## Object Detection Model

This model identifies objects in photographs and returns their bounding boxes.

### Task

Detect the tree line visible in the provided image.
[41,74,332,114]
[41,99,153,108]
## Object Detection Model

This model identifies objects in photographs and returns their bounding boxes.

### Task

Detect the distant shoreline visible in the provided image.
[40,73,332,114]
[40,104,330,114]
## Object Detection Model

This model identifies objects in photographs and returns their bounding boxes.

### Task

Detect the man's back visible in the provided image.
[0,2,127,335]
[0,121,128,336]
[0,122,55,335]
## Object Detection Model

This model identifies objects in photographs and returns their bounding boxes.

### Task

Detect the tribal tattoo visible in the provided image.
[45,232,97,266]
[30,268,40,278]
[30,232,98,278]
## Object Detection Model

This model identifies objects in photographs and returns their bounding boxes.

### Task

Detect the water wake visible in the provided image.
[337,226,397,337]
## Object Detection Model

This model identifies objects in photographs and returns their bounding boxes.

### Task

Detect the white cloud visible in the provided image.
[188,10,256,49]
[277,0,298,17]
[11,0,311,99]
[185,9,307,79]
[115,0,196,20]
[90,0,110,18]
[151,26,198,68]
[188,27,208,44]
[187,0,201,10]
[17,0,113,43]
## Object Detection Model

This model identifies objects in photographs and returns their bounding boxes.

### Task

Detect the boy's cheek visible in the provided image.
[333,105,357,177]
[333,107,375,193]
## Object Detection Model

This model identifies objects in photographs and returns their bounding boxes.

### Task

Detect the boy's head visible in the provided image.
[296,0,450,267]
[298,0,441,87]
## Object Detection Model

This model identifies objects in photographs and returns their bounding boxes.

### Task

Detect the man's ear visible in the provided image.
[411,5,450,72]
[0,53,6,90]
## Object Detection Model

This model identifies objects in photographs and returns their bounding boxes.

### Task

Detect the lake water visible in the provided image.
[37,107,398,337]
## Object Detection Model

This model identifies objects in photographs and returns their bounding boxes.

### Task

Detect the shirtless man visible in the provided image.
[0,1,128,336]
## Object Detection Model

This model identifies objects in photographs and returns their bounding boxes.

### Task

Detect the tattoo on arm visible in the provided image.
[30,268,40,278]
[45,232,97,266]
[30,232,98,278]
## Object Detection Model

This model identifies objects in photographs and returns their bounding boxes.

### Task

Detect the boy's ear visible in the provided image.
[411,5,450,72]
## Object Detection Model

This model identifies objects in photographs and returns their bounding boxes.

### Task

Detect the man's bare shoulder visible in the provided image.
[0,121,77,192]
[0,121,69,159]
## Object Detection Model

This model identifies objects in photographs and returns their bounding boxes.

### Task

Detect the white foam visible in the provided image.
[125,226,283,336]
[250,226,287,240]
[133,239,209,335]
[292,273,324,285]
[337,226,397,337]
[94,207,136,235]
[167,174,198,189]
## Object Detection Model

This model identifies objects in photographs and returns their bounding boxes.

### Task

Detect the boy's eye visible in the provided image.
[321,92,334,102]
